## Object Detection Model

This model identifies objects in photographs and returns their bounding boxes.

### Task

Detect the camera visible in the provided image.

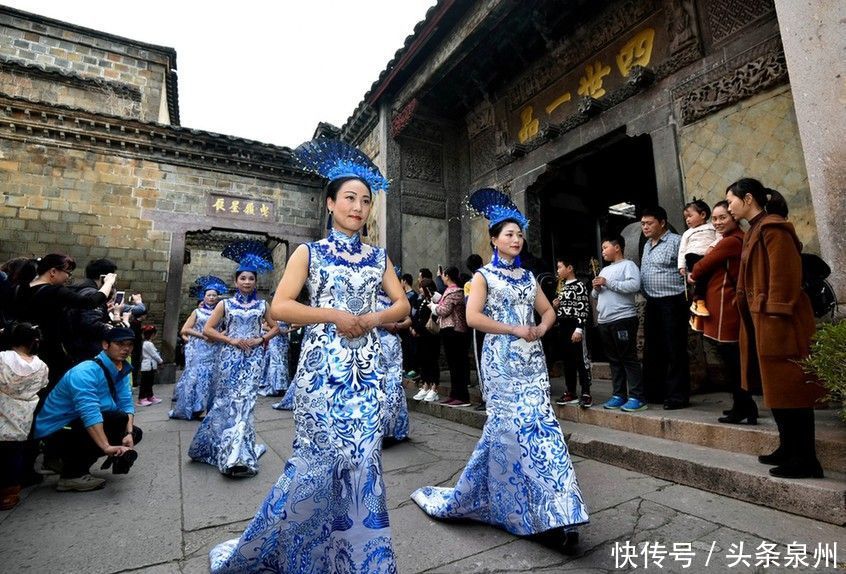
[100,449,138,474]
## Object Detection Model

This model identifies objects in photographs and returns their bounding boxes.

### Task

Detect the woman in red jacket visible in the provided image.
[726,178,825,479]
[690,201,754,424]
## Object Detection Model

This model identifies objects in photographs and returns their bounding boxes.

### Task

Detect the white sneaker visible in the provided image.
[423,389,439,402]
[412,388,428,400]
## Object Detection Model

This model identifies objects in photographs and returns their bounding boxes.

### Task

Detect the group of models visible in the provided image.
[169,139,588,573]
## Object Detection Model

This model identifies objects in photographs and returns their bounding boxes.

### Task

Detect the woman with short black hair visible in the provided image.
[14,254,116,389]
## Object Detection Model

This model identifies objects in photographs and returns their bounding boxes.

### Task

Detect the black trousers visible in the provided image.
[771,408,819,463]
[0,440,32,487]
[598,316,643,400]
[44,411,142,478]
[709,340,754,407]
[139,370,156,400]
[400,331,416,372]
[559,321,591,395]
[685,253,707,299]
[441,328,470,401]
[643,294,690,404]
[416,335,440,385]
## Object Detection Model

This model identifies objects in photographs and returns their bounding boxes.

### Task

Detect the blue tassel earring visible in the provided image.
[326,211,333,231]
[493,245,500,267]
[362,223,368,237]
[514,254,522,268]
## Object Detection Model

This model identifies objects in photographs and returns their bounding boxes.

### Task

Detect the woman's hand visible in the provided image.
[512,326,534,341]
[334,311,366,338]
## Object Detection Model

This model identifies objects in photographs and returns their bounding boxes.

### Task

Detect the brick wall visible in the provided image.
[0,139,321,330]
[679,85,818,253]
[0,8,172,122]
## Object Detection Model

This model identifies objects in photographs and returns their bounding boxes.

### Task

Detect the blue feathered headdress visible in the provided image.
[468,188,529,230]
[190,275,228,300]
[222,240,273,275]
[294,138,389,193]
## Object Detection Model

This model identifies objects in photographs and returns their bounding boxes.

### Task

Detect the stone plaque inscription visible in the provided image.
[507,12,669,145]
[207,193,276,221]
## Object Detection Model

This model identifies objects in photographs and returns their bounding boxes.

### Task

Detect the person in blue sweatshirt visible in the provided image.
[34,327,141,492]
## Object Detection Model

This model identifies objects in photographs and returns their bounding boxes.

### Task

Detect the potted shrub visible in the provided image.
[801,320,846,422]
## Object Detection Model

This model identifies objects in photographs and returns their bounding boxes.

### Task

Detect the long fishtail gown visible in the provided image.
[376,291,409,441]
[188,296,268,476]
[259,321,291,397]
[210,229,397,573]
[411,261,589,535]
[169,305,219,419]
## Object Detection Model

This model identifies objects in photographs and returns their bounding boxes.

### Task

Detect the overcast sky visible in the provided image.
[5,0,437,147]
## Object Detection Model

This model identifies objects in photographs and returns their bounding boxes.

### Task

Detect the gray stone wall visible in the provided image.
[0,7,172,122]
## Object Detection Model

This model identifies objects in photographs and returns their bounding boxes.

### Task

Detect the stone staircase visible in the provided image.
[402,365,846,525]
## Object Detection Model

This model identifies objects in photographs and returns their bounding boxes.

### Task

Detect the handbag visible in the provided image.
[425,314,440,335]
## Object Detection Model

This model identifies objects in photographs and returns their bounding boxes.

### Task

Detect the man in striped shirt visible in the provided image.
[640,206,690,410]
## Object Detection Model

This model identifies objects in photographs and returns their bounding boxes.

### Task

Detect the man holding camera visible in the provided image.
[33,328,141,492]
[64,258,146,365]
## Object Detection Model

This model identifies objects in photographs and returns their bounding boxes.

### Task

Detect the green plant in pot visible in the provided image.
[801,320,846,422]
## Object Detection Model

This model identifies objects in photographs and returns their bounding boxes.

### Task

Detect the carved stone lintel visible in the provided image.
[540,125,562,140]
[578,96,605,117]
[390,98,418,139]
[704,0,775,46]
[508,143,529,158]
[628,65,656,89]
[675,37,788,125]
[401,139,443,184]
[665,0,700,55]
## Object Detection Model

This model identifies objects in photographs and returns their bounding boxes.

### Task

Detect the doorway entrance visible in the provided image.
[533,129,658,269]
[528,129,658,364]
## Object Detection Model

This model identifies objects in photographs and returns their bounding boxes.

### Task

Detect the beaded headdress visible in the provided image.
[293,138,389,194]
[222,240,273,275]
[190,275,228,300]
[467,188,529,230]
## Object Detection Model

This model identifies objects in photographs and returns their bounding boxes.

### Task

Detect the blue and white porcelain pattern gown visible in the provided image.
[411,262,589,535]
[271,377,295,411]
[259,321,291,397]
[210,229,397,574]
[170,305,219,420]
[188,296,268,476]
[376,291,409,441]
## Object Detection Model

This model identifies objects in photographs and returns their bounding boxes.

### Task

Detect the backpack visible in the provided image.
[801,253,837,318]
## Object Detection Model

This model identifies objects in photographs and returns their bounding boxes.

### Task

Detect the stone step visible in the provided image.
[403,375,846,473]
[403,382,846,526]
[553,381,846,474]
[566,420,846,526]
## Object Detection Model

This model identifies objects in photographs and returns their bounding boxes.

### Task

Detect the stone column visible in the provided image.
[379,102,403,266]
[774,0,846,302]
[160,229,186,385]
[650,123,686,232]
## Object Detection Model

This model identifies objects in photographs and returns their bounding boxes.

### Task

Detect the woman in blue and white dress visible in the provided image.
[170,277,226,420]
[209,140,409,573]
[377,289,411,443]
[411,189,588,551]
[258,320,292,397]
[188,246,279,478]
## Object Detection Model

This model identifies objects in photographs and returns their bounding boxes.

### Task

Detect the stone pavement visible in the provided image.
[0,390,843,574]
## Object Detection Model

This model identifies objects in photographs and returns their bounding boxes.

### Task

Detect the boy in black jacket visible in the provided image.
[552,257,592,407]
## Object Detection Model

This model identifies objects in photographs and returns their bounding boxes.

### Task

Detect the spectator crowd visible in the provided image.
[0,256,153,508]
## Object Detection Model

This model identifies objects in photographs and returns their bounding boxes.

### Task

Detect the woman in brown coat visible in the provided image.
[689,201,755,424]
[726,178,825,479]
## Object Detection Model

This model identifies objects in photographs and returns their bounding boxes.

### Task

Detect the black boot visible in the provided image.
[759,408,788,465]
[718,397,758,425]
[769,408,824,479]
